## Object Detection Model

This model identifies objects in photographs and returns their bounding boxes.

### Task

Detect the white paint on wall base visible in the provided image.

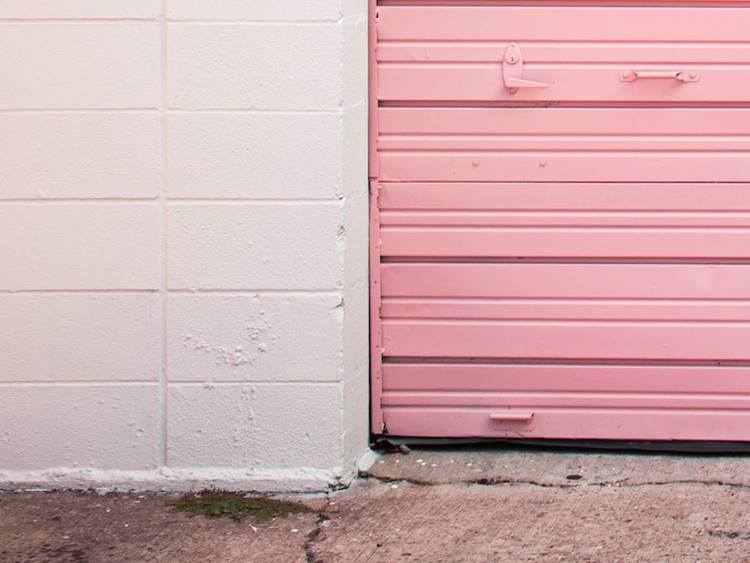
[0,0,370,492]
[0,466,352,494]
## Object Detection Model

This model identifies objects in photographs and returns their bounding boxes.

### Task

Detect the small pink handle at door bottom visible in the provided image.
[489,412,534,422]
[620,70,700,83]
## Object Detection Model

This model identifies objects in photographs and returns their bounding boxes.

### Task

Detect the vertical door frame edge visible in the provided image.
[369,0,385,434]
[369,178,384,434]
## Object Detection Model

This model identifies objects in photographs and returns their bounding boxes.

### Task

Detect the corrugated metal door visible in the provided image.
[370,2,750,440]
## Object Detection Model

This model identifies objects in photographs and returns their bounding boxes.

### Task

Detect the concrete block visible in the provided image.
[167,383,341,469]
[0,1,158,19]
[0,23,158,109]
[0,384,159,470]
[167,112,341,200]
[0,113,160,199]
[168,293,342,382]
[0,204,160,290]
[168,0,341,21]
[167,203,343,290]
[0,293,160,382]
[168,23,341,110]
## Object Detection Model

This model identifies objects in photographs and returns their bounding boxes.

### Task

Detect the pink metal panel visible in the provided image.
[382,320,750,361]
[383,392,750,411]
[381,410,750,441]
[382,299,750,322]
[381,264,750,299]
[377,7,750,42]
[379,43,750,65]
[379,66,750,104]
[381,227,750,259]
[381,212,750,228]
[381,183,750,212]
[379,108,750,136]
[378,108,750,182]
[382,364,750,394]
[380,153,750,183]
[378,7,750,103]
[370,1,750,441]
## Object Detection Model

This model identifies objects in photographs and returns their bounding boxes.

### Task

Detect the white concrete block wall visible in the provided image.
[0,0,369,492]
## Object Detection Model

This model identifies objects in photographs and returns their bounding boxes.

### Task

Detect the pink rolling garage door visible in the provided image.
[369,1,750,440]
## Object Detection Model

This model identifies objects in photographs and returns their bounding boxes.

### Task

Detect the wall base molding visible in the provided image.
[0,465,359,494]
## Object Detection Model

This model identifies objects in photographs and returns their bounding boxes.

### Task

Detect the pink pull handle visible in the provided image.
[489,412,534,422]
[620,70,700,83]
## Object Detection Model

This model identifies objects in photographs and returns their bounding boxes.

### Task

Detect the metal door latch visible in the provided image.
[503,43,548,94]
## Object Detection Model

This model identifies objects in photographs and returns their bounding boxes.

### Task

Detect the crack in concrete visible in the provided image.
[708,529,750,541]
[358,471,750,491]
[303,495,331,563]
[294,473,750,561]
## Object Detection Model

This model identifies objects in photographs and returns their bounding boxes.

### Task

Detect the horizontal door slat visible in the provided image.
[381,298,750,321]
[381,137,750,152]
[379,64,750,103]
[380,211,750,227]
[380,153,750,182]
[381,263,750,299]
[382,320,750,360]
[382,408,750,440]
[381,183,750,212]
[383,364,750,393]
[383,391,750,410]
[379,43,750,64]
[379,108,750,135]
[380,227,750,259]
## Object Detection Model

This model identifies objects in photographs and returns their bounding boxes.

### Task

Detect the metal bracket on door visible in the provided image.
[503,43,548,94]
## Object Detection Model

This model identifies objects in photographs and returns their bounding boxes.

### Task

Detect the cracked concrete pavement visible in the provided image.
[5,447,750,562]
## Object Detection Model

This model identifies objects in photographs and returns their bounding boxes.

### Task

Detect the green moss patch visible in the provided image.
[171,491,312,523]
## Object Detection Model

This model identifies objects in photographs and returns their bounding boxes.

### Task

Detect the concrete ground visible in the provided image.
[5,446,750,562]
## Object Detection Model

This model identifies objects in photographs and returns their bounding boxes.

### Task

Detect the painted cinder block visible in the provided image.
[0,1,158,19]
[167,113,341,200]
[0,113,160,200]
[166,384,258,469]
[168,294,342,382]
[250,383,342,469]
[0,384,159,470]
[0,23,158,109]
[167,383,341,469]
[168,0,341,21]
[0,0,370,487]
[167,23,342,110]
[0,294,160,382]
[0,204,160,290]
[167,203,343,290]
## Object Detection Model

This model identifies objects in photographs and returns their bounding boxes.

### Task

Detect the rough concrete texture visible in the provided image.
[364,446,750,488]
[0,492,330,562]
[0,491,323,563]
[6,448,750,561]
[316,480,750,562]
